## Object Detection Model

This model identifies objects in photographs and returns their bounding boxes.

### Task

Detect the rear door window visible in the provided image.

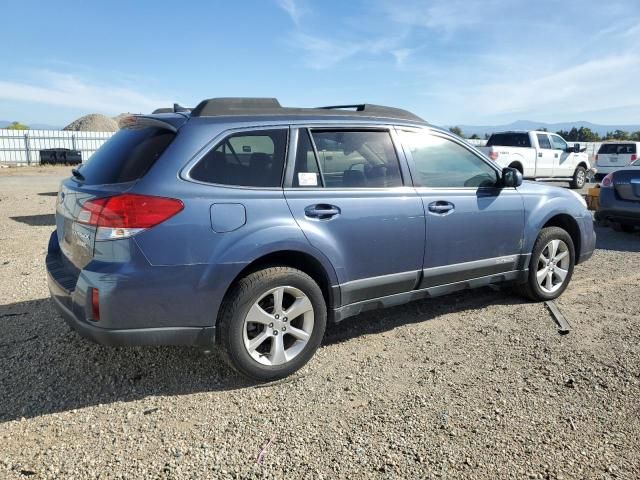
[536,134,552,149]
[293,130,402,188]
[78,127,175,185]
[190,129,288,187]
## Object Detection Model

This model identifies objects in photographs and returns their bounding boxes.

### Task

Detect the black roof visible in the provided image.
[185,97,425,123]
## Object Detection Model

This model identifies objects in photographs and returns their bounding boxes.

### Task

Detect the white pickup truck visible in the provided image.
[477,131,592,189]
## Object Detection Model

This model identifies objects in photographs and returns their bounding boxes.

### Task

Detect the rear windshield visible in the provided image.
[77,127,175,184]
[486,133,531,148]
[597,143,637,154]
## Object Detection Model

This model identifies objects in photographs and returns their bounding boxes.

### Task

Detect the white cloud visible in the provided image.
[0,70,168,114]
[432,54,640,123]
[276,0,304,25]
[379,0,488,32]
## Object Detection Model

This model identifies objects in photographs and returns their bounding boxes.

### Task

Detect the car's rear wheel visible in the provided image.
[217,267,326,381]
[516,227,575,301]
[570,166,586,189]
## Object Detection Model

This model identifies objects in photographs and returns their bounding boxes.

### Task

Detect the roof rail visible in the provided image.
[189,97,426,123]
[317,104,424,122]
[191,98,282,117]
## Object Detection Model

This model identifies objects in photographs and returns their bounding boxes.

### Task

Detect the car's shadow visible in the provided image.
[0,288,515,423]
[10,214,56,226]
[593,224,640,253]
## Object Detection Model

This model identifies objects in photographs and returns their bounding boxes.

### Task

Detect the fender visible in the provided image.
[520,189,587,253]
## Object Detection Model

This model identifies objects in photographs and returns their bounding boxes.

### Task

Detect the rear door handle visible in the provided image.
[428,201,454,214]
[305,204,341,219]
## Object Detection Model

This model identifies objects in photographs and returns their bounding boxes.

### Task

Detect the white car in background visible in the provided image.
[594,141,640,181]
[478,130,591,189]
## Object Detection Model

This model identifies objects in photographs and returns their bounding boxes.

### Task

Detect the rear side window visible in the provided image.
[598,143,637,154]
[536,134,552,149]
[79,127,175,185]
[292,130,402,188]
[190,129,288,187]
[486,133,531,148]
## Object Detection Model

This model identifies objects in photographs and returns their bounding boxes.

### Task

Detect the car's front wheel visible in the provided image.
[570,165,587,189]
[217,267,327,381]
[517,227,575,301]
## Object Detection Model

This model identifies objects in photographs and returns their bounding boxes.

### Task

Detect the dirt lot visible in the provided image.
[1,166,639,479]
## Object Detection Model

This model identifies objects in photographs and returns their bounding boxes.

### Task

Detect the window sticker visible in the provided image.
[298,172,318,186]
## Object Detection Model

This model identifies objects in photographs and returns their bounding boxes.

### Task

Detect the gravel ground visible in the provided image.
[0,167,638,479]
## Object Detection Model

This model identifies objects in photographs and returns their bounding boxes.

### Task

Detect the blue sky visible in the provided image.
[1,0,639,127]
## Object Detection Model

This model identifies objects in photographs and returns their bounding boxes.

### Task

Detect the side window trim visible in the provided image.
[284,125,409,189]
[306,128,326,187]
[398,127,502,190]
[181,125,289,190]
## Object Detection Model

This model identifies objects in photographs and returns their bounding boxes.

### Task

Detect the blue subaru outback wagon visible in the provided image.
[47,98,595,380]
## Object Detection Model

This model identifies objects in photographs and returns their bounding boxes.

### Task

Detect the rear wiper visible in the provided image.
[71,167,85,182]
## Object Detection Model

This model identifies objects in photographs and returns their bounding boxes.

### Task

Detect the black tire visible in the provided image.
[508,162,523,174]
[516,227,575,301]
[570,165,586,189]
[217,267,327,381]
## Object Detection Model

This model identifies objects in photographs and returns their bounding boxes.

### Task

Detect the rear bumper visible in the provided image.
[597,209,640,226]
[598,188,640,226]
[47,273,214,346]
[46,230,216,347]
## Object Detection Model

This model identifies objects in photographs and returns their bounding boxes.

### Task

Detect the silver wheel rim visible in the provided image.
[536,239,570,294]
[577,170,585,185]
[242,286,314,366]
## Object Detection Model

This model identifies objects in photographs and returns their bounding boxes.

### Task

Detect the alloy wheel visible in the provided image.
[242,286,314,366]
[536,239,570,294]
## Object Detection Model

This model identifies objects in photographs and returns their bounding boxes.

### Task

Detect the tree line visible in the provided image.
[448,126,640,142]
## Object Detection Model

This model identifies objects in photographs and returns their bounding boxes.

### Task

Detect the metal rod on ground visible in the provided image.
[545,300,571,334]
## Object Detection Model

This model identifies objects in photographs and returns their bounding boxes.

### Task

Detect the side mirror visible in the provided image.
[502,167,523,188]
[574,143,581,153]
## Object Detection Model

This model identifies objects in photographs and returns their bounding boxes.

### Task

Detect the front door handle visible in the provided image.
[428,201,454,214]
[305,204,341,219]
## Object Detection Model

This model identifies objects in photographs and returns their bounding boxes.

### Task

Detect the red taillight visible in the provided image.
[489,151,499,161]
[630,154,637,164]
[91,288,100,321]
[601,173,613,188]
[79,194,183,229]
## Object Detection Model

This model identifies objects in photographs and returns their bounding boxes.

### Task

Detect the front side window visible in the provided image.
[536,134,552,149]
[400,131,498,188]
[190,129,287,187]
[550,135,568,150]
[292,129,403,188]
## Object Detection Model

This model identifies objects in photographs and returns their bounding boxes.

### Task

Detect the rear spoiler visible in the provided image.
[118,115,184,133]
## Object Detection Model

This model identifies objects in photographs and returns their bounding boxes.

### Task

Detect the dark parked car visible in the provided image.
[46,98,596,381]
[40,148,82,166]
[597,165,640,232]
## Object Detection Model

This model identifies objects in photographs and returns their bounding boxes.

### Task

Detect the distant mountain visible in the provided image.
[452,121,640,138]
[0,121,62,130]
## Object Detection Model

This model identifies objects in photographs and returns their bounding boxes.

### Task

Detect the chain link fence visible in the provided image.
[0,129,114,166]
